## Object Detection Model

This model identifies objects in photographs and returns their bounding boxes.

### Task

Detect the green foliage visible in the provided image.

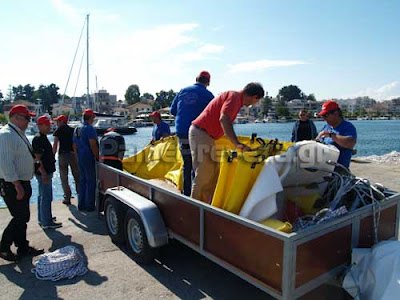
[278,85,304,102]
[142,92,154,101]
[153,90,176,110]
[261,96,272,115]
[0,90,3,100]
[12,84,36,102]
[275,106,290,117]
[125,84,141,105]
[38,84,60,114]
[307,93,316,101]
[0,113,7,124]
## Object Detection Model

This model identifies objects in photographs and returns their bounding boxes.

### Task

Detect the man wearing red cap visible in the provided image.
[149,111,171,143]
[0,105,44,261]
[53,115,79,205]
[170,71,214,196]
[73,109,99,211]
[32,116,62,229]
[189,82,265,203]
[316,100,357,169]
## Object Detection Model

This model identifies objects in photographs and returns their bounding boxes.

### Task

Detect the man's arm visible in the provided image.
[34,153,49,183]
[220,114,251,151]
[170,93,179,116]
[52,136,59,155]
[331,134,356,149]
[89,138,99,161]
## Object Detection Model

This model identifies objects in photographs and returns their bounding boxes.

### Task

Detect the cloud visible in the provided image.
[350,81,400,100]
[227,59,308,74]
[50,0,120,25]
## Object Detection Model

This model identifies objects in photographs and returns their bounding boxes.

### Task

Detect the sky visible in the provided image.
[1,0,399,102]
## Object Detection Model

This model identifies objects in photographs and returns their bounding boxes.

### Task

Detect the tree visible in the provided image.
[38,83,60,113]
[278,85,304,102]
[125,84,141,105]
[142,93,154,101]
[275,106,290,117]
[261,96,272,116]
[11,84,35,102]
[153,89,176,110]
[307,93,316,101]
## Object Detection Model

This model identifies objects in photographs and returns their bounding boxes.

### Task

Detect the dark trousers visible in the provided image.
[103,159,123,171]
[78,157,96,211]
[0,180,31,252]
[178,137,193,196]
[59,152,80,201]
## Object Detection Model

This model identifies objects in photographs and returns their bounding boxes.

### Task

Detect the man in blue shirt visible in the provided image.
[316,100,357,169]
[73,109,99,211]
[170,70,214,196]
[150,111,171,142]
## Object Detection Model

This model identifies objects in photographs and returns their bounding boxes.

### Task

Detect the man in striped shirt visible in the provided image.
[0,105,44,261]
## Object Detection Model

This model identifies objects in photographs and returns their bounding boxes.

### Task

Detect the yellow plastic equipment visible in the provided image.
[211,139,292,214]
[122,135,293,196]
[287,193,321,215]
[259,219,293,233]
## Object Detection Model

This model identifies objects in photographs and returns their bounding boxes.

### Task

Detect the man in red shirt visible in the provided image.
[189,82,265,203]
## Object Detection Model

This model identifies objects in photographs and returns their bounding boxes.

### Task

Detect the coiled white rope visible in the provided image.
[31,246,88,281]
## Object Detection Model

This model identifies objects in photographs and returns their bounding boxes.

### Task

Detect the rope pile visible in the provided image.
[31,246,88,281]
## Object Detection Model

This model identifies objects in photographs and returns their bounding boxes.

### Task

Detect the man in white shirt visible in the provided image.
[0,105,44,261]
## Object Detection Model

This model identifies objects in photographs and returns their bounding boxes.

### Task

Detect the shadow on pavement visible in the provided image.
[67,204,107,236]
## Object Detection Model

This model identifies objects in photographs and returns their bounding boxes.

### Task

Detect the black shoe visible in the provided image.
[62,199,71,205]
[0,249,17,262]
[41,222,62,229]
[17,246,44,258]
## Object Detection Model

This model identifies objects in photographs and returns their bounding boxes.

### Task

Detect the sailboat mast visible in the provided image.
[86,14,90,109]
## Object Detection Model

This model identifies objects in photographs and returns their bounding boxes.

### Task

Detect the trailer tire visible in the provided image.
[104,197,125,244]
[125,209,157,264]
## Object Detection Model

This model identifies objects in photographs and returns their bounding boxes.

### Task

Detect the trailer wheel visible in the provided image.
[104,197,125,244]
[125,209,157,264]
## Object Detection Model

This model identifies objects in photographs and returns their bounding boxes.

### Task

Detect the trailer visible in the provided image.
[96,162,400,300]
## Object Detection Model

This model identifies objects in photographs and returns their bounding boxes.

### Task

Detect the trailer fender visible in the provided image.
[104,187,168,248]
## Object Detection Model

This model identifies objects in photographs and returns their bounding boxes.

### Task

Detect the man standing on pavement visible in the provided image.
[53,115,80,205]
[32,116,62,229]
[73,109,99,212]
[0,105,44,261]
[170,70,214,196]
[99,128,126,170]
[189,82,265,203]
[316,100,357,169]
[149,111,171,143]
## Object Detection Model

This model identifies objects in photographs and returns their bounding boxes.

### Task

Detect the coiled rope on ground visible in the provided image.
[31,245,88,281]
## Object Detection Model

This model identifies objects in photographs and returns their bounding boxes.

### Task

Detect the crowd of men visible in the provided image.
[0,71,357,262]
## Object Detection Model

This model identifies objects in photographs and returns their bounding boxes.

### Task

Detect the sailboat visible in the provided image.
[61,15,136,135]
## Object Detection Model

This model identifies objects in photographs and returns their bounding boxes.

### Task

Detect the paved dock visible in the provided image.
[0,161,398,300]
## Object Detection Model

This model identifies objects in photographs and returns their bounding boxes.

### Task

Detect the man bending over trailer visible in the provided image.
[189,82,265,203]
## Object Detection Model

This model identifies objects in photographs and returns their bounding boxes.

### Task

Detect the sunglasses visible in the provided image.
[322,110,336,118]
[17,114,31,121]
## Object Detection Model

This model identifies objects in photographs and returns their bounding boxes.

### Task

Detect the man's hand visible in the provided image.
[317,130,331,140]
[13,181,25,200]
[236,143,252,152]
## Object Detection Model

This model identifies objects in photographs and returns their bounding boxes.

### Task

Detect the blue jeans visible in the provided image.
[36,173,53,226]
[78,156,96,211]
[178,137,193,196]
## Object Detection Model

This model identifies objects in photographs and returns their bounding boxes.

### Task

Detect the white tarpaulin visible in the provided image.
[343,240,400,300]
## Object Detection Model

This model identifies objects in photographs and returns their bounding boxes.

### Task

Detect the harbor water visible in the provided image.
[0,119,399,207]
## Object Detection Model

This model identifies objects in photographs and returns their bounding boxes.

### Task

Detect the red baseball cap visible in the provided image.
[37,115,52,126]
[53,115,68,123]
[319,100,340,116]
[9,104,36,117]
[83,109,96,117]
[197,70,211,80]
[149,111,161,118]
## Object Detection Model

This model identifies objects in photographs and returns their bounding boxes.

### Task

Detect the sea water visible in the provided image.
[0,120,399,207]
